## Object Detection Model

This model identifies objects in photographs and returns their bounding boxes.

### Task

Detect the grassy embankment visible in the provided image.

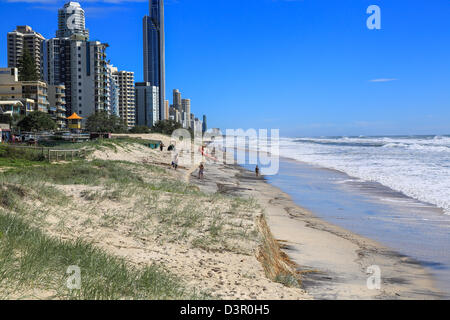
[0,142,200,298]
[0,138,300,299]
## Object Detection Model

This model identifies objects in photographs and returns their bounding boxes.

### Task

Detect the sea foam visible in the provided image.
[273,136,450,215]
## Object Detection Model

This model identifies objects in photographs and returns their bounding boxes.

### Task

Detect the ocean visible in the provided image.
[215,134,450,297]
[271,135,450,215]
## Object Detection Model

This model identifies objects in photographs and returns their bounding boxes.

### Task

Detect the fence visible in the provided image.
[2,145,89,162]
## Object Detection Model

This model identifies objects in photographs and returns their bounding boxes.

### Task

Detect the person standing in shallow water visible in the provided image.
[255,165,260,177]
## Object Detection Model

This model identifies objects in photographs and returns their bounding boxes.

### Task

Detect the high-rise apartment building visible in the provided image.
[41,2,111,118]
[7,26,45,78]
[42,38,72,112]
[164,99,169,120]
[107,64,120,117]
[190,113,195,130]
[182,98,191,128]
[57,2,89,39]
[202,115,207,133]
[143,0,165,120]
[42,38,109,117]
[173,89,181,112]
[115,70,136,128]
[47,84,67,129]
[135,82,159,128]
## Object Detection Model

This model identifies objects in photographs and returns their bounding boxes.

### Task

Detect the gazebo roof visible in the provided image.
[67,112,83,120]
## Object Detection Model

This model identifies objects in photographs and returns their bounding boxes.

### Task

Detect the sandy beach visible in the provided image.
[0,135,309,299]
[0,134,444,299]
[190,154,444,299]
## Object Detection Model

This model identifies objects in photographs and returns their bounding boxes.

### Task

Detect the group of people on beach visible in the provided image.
[159,140,261,180]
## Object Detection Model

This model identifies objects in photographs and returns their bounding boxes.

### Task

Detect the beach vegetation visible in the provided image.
[17,111,56,132]
[0,211,201,300]
[151,119,182,135]
[85,111,128,133]
[129,125,151,134]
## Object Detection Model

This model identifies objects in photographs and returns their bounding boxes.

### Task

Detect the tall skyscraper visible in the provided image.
[41,2,117,119]
[106,64,120,117]
[143,0,165,120]
[202,115,207,133]
[56,2,89,39]
[7,26,45,78]
[182,98,191,128]
[173,89,181,112]
[164,100,169,120]
[115,70,136,128]
[135,82,159,128]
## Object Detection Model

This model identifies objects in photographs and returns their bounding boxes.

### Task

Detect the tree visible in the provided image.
[17,111,56,132]
[129,125,151,134]
[0,114,11,127]
[151,120,182,135]
[85,111,127,133]
[10,113,25,133]
[18,48,39,81]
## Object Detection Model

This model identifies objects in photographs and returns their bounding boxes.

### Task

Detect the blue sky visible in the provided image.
[0,0,449,136]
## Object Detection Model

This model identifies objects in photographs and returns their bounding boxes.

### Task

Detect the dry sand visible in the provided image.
[11,136,310,300]
[4,133,442,299]
[97,134,443,299]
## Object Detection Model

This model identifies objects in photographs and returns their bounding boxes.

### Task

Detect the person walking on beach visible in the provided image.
[171,153,179,170]
[198,163,204,180]
[174,154,179,170]
[160,142,164,151]
[255,165,260,177]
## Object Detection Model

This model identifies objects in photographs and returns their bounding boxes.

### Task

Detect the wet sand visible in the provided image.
[264,157,450,298]
[192,159,444,299]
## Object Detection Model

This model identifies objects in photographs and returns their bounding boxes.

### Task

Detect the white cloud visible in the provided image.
[369,78,398,83]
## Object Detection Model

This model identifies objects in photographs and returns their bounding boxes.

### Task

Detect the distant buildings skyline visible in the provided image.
[1,1,208,133]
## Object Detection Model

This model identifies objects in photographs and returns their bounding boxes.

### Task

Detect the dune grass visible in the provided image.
[39,137,156,152]
[0,156,270,299]
[0,145,46,163]
[0,211,201,300]
[2,159,200,195]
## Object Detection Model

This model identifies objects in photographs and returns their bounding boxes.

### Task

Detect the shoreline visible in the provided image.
[1,134,443,299]
[277,156,447,216]
[191,157,444,299]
